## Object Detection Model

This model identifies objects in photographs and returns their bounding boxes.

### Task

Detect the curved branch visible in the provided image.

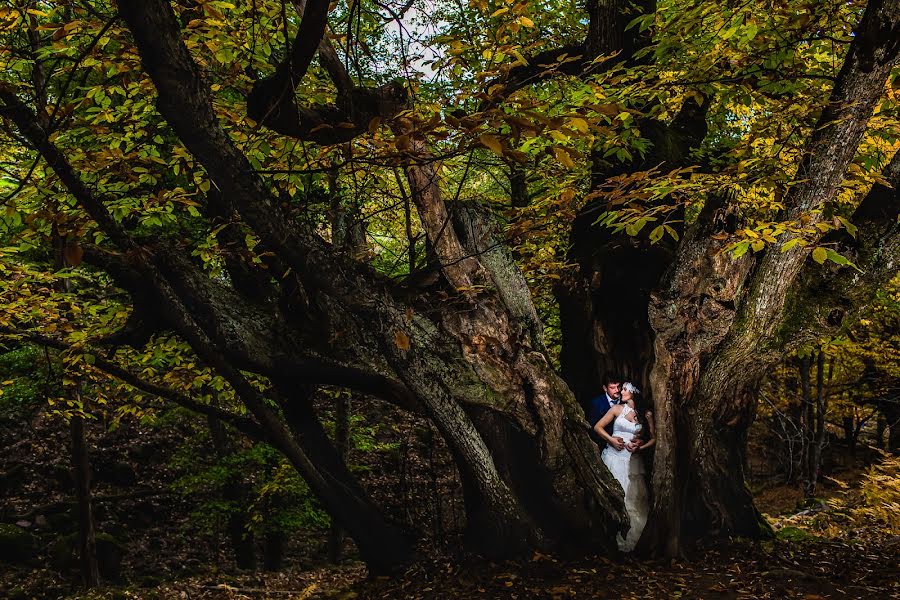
[245,1,408,145]
[245,0,330,127]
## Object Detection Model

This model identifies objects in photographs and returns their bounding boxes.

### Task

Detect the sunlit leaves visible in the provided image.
[1,0,898,393]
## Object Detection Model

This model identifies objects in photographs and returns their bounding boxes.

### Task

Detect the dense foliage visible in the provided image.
[0,0,898,581]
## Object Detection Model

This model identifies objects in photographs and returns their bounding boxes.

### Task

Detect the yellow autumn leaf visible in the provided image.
[479,134,504,156]
[554,147,575,169]
[510,48,529,66]
[812,247,827,264]
[518,16,534,27]
[394,330,411,351]
[568,117,589,133]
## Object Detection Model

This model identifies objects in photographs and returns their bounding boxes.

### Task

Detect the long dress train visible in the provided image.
[601,404,650,552]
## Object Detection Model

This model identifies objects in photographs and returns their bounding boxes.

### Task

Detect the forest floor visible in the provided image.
[132,462,900,600]
[1,401,897,599]
[10,528,896,599]
[151,533,899,600]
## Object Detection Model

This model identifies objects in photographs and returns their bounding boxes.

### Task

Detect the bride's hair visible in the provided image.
[622,382,640,394]
[623,382,652,438]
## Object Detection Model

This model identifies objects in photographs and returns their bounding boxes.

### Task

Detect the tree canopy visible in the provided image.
[1,0,898,570]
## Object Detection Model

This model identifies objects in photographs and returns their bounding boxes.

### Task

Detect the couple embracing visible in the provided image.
[589,374,656,552]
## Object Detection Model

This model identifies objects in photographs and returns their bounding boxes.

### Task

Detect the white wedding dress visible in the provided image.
[601,404,650,552]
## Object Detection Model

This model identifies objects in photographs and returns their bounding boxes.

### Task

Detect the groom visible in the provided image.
[588,372,623,444]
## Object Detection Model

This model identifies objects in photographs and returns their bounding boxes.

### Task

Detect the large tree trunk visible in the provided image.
[596,0,900,556]
[640,199,763,555]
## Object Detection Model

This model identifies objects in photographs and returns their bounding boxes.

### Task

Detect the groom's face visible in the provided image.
[604,382,622,400]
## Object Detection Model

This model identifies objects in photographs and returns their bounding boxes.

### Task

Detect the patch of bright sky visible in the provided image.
[377,1,448,80]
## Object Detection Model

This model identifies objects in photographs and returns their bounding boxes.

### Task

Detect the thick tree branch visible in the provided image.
[118,0,340,295]
[316,32,354,94]
[81,244,421,410]
[245,0,408,145]
[784,150,900,344]
[204,189,276,304]
[2,77,419,417]
[399,136,485,290]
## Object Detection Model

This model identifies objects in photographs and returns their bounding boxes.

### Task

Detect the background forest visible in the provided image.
[0,0,898,597]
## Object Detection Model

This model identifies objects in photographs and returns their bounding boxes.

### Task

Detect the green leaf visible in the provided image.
[731,241,750,258]
[720,25,739,40]
[837,216,858,238]
[824,249,862,271]
[824,249,849,265]
[781,237,803,253]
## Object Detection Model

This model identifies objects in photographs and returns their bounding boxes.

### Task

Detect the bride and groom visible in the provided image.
[589,374,655,552]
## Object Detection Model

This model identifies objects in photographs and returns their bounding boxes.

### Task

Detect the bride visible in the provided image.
[593,382,655,552]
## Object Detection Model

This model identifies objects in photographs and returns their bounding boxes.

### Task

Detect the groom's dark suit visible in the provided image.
[588,393,619,444]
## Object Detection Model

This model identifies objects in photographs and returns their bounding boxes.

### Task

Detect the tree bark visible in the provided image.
[70,412,100,588]
[327,391,350,563]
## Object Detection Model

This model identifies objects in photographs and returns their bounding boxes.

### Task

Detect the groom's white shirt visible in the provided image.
[605,393,617,407]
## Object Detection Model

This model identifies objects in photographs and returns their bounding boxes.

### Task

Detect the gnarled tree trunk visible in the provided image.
[558,0,900,557]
